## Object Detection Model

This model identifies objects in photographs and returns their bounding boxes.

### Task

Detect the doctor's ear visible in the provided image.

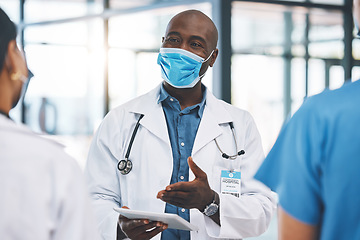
[161,37,165,43]
[6,40,26,77]
[4,41,18,73]
[209,49,219,67]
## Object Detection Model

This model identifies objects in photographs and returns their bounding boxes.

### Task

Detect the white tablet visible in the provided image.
[113,207,199,231]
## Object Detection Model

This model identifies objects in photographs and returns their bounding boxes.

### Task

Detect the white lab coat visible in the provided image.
[0,115,100,240]
[85,84,275,240]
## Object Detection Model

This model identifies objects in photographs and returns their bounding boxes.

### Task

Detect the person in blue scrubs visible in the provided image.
[255,2,360,239]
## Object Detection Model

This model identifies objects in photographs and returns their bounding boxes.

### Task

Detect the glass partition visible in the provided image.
[24,0,103,22]
[232,2,288,154]
[232,54,284,154]
[232,1,344,155]
[0,0,20,22]
[276,0,343,3]
[311,0,344,4]
[14,17,105,167]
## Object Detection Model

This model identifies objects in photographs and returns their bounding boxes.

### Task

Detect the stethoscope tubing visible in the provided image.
[124,114,144,160]
[214,122,245,172]
[118,114,144,175]
[214,122,245,160]
[118,117,244,174]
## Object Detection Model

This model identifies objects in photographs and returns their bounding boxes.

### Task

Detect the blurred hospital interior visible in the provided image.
[2,0,358,239]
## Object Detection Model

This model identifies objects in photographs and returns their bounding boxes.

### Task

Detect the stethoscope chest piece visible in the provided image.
[117,114,144,175]
[118,159,132,175]
[215,122,245,160]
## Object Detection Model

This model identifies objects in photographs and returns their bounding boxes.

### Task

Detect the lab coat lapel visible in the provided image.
[192,90,233,156]
[129,84,170,145]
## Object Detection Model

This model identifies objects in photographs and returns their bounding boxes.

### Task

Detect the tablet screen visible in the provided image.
[113,207,199,231]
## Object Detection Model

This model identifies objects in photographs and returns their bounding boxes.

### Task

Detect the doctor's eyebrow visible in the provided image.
[165,31,182,38]
[165,32,207,43]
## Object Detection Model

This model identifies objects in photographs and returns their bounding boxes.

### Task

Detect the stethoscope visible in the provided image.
[215,122,245,160]
[214,122,245,172]
[117,114,144,175]
[117,116,245,175]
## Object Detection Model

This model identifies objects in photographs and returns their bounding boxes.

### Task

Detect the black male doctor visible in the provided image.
[85,9,275,240]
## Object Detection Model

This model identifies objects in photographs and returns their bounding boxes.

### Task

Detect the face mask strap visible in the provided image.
[203,50,215,63]
[199,72,206,79]
[198,50,215,80]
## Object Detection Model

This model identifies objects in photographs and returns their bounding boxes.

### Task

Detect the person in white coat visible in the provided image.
[85,10,275,240]
[0,8,100,240]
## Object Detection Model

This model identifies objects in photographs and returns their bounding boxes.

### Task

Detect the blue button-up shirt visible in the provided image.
[159,84,206,240]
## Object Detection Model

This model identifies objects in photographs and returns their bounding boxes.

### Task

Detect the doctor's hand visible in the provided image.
[157,157,214,212]
[118,206,168,240]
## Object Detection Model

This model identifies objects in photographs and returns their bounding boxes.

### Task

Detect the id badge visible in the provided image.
[221,170,241,198]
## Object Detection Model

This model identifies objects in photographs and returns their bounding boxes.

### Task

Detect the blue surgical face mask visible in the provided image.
[157,47,214,88]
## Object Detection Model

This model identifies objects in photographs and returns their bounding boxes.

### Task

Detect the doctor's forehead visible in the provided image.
[165,10,218,48]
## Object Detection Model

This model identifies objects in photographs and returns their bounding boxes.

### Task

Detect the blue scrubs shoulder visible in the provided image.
[255,80,360,240]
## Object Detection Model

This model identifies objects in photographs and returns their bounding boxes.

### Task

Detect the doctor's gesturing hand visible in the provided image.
[118,206,168,240]
[157,157,220,225]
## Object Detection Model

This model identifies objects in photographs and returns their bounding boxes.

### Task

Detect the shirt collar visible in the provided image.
[158,83,207,118]
[158,84,169,104]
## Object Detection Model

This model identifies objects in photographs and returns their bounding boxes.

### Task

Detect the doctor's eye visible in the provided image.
[190,41,203,48]
[165,37,181,44]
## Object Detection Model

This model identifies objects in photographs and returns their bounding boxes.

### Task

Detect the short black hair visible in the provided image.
[0,8,17,71]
